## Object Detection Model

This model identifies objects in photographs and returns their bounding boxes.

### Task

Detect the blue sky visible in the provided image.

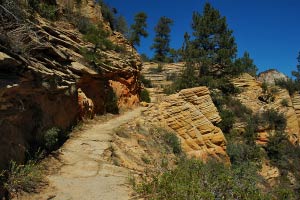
[105,0,300,76]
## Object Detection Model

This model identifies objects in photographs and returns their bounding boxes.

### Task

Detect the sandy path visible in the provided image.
[18,107,144,200]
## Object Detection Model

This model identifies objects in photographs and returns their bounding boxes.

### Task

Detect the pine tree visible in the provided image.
[191,3,237,76]
[176,61,198,90]
[169,48,180,63]
[151,16,173,62]
[234,51,258,76]
[179,32,192,61]
[175,33,198,90]
[292,51,300,82]
[115,15,129,38]
[129,12,148,47]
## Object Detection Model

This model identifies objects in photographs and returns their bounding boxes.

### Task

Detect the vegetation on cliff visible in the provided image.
[136,2,300,199]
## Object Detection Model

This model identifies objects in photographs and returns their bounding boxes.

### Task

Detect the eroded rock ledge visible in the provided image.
[0,15,141,169]
[143,87,229,163]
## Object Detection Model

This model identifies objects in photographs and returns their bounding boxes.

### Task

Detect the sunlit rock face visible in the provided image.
[258,69,288,85]
[232,73,300,145]
[143,87,229,163]
[0,6,141,169]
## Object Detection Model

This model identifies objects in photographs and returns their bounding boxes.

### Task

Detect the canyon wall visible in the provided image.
[0,2,141,169]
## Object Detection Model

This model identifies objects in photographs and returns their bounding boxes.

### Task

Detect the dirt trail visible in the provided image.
[18,107,145,200]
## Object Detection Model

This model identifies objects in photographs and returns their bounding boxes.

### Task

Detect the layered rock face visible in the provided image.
[0,4,141,169]
[141,62,186,103]
[142,62,185,87]
[258,69,288,85]
[56,0,102,21]
[232,73,300,145]
[143,87,229,162]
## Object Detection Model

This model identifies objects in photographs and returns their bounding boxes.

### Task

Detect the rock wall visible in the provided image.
[0,9,141,169]
[232,73,300,145]
[143,87,229,163]
[258,69,288,85]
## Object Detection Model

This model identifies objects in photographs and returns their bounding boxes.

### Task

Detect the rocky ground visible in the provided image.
[15,107,145,200]
[0,0,141,170]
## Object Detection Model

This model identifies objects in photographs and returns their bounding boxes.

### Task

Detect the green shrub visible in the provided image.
[198,77,240,95]
[140,75,152,88]
[80,47,100,64]
[163,132,182,154]
[39,3,58,21]
[44,127,61,151]
[281,99,289,107]
[198,76,217,88]
[261,109,286,131]
[275,78,299,95]
[226,97,252,121]
[244,115,259,144]
[83,24,113,52]
[211,91,225,111]
[141,156,151,164]
[265,131,288,161]
[273,187,296,200]
[135,159,270,200]
[76,0,82,5]
[270,87,279,95]
[163,84,178,95]
[3,161,44,193]
[219,109,235,133]
[140,89,151,103]
[227,142,262,165]
[27,0,40,12]
[218,81,240,95]
[262,82,268,93]
[166,72,177,81]
[140,53,150,62]
[76,15,93,34]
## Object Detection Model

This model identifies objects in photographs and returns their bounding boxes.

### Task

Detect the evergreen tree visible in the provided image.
[234,51,258,76]
[175,33,198,90]
[176,61,198,90]
[191,3,237,76]
[98,0,115,30]
[169,48,180,63]
[140,53,150,62]
[151,16,173,62]
[115,15,129,38]
[180,32,192,61]
[292,51,300,82]
[129,12,148,47]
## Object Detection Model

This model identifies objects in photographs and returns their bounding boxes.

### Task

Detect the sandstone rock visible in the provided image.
[232,73,300,145]
[56,0,103,22]
[0,52,22,69]
[260,161,280,187]
[0,8,141,169]
[143,87,229,163]
[70,62,97,75]
[258,69,288,85]
[78,88,94,119]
